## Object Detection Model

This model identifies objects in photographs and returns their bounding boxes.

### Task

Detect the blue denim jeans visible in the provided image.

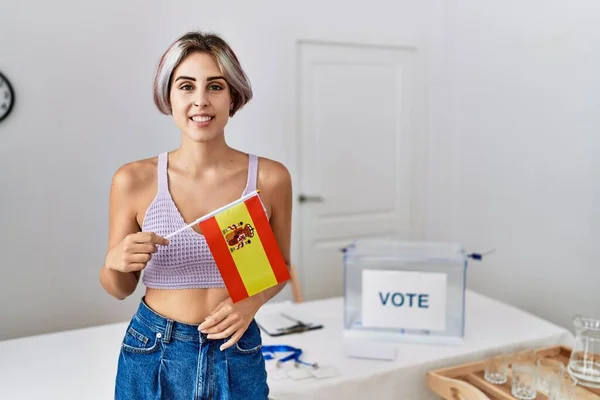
[115,297,269,400]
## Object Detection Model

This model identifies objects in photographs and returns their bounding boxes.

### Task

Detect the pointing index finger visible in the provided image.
[136,232,169,245]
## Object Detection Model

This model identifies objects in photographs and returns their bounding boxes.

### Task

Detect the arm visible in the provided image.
[255,162,293,306]
[99,166,142,300]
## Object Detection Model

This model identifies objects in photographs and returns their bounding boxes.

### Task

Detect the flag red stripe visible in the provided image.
[245,196,291,283]
[199,216,249,302]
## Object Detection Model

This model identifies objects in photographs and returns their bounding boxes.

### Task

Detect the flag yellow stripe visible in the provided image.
[214,202,278,296]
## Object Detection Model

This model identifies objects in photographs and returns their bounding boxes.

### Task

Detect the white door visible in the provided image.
[297,40,425,301]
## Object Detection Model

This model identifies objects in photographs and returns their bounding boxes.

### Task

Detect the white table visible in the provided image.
[0,290,573,400]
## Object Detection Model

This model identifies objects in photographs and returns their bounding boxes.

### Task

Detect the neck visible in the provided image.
[173,133,234,177]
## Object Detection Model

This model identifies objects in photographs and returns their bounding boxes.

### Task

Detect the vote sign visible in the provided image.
[361,270,447,331]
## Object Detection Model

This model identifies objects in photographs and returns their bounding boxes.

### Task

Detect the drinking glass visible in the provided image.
[484,352,508,384]
[511,350,538,400]
[548,374,577,400]
[537,358,565,395]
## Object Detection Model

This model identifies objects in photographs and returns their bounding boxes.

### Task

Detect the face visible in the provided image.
[169,52,233,142]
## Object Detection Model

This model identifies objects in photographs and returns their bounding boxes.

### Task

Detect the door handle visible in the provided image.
[298,194,324,203]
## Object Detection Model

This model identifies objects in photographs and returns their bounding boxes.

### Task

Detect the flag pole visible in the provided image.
[165,190,260,239]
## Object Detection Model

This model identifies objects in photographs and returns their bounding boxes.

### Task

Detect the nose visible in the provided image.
[193,89,209,107]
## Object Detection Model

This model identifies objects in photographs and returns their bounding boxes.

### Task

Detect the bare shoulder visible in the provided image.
[256,157,292,228]
[111,156,158,194]
[256,156,292,191]
[109,156,159,225]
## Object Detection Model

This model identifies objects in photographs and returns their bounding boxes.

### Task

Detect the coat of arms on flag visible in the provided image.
[166,190,291,303]
[223,222,254,252]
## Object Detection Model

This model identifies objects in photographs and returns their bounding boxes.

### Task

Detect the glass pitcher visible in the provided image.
[567,315,600,388]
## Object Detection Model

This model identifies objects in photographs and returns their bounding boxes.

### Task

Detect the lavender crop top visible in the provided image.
[140,152,259,289]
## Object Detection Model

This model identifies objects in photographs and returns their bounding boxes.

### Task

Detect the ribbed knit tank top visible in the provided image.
[141,152,259,289]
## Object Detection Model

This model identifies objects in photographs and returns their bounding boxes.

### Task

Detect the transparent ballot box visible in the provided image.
[343,239,468,345]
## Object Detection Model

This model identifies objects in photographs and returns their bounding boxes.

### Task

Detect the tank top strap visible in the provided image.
[157,152,169,195]
[243,153,259,194]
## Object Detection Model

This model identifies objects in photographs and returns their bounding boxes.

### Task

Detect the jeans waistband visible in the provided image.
[133,296,206,343]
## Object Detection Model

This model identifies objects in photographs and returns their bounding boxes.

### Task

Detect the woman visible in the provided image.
[99,31,292,400]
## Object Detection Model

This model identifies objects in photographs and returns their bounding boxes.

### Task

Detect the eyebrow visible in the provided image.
[175,76,196,82]
[174,75,226,82]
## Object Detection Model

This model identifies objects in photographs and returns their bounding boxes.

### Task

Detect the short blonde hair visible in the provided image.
[153,31,253,117]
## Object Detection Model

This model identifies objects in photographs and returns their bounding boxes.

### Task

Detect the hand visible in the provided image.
[105,232,169,273]
[199,296,263,351]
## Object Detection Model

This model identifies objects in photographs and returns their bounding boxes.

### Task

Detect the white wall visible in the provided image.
[428,0,600,331]
[3,0,596,342]
[0,0,442,340]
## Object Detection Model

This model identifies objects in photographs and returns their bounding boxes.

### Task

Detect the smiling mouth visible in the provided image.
[190,115,214,123]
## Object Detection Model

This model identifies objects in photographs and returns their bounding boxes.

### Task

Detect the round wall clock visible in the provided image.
[0,71,15,123]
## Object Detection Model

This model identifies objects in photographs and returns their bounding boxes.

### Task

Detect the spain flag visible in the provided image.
[170,190,290,303]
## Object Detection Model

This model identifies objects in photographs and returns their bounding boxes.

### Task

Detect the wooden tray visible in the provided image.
[426,346,600,399]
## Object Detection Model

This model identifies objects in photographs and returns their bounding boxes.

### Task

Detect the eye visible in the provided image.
[208,84,223,91]
[179,84,194,91]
